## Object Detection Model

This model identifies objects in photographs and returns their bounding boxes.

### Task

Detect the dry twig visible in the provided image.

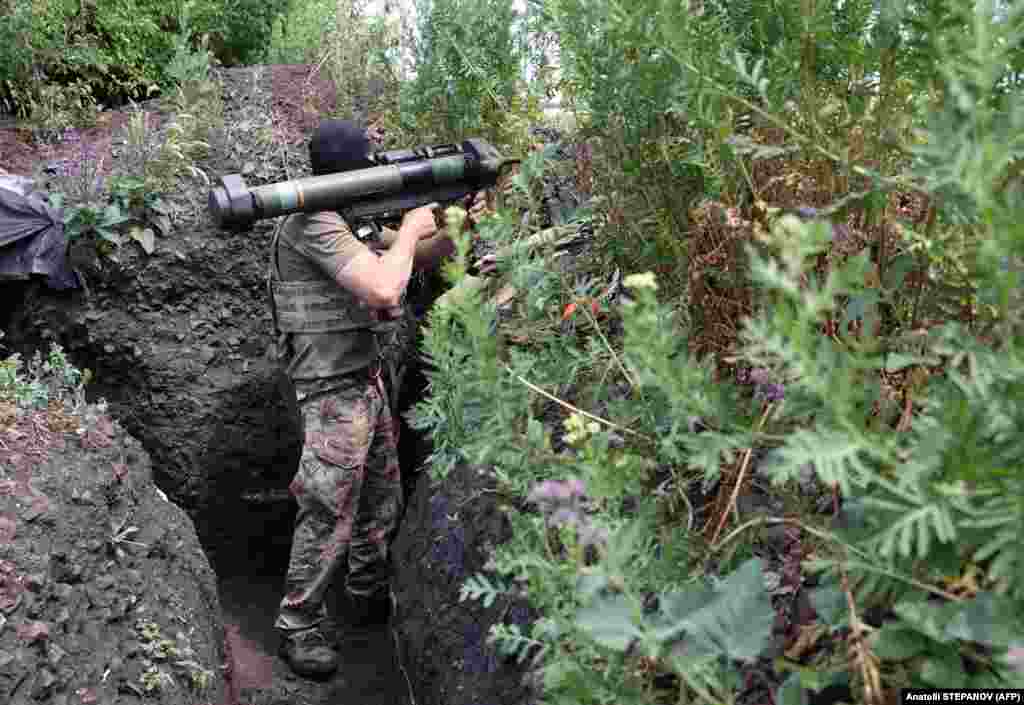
[708,402,775,544]
[504,365,654,443]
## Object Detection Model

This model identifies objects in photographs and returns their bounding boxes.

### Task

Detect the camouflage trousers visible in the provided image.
[274,367,403,632]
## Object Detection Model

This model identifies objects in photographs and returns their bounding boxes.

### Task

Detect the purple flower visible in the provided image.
[567,478,585,498]
[748,367,771,386]
[757,383,786,402]
[527,480,558,504]
[832,223,852,245]
[527,478,587,506]
[550,507,581,527]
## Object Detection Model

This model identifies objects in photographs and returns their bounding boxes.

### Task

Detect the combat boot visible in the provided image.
[278,626,339,679]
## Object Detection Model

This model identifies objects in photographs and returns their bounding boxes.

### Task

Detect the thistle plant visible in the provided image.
[40,129,107,206]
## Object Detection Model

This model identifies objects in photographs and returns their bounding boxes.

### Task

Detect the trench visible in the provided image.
[0,278,438,703]
[195,433,428,702]
[189,305,436,703]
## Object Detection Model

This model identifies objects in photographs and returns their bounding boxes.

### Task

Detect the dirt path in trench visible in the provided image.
[220,571,413,705]
[214,500,413,705]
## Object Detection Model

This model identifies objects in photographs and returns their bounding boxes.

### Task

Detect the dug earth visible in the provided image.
[0,403,226,705]
[1,65,537,705]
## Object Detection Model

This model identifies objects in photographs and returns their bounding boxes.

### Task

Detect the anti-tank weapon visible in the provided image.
[207,139,519,232]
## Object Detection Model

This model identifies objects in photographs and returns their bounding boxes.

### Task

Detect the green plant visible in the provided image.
[117,77,219,199]
[0,0,281,119]
[164,2,215,87]
[135,619,215,693]
[406,2,1024,703]
[140,665,175,693]
[25,81,99,143]
[45,167,174,260]
[48,196,131,256]
[395,0,540,149]
[0,341,91,413]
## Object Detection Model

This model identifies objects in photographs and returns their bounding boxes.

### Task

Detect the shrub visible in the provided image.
[391,0,542,151]
[408,1,1024,703]
[0,0,283,118]
[0,338,90,415]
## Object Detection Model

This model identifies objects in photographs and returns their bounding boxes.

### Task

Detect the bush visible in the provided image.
[391,0,542,151]
[0,0,283,118]
[407,1,1024,703]
[0,338,90,416]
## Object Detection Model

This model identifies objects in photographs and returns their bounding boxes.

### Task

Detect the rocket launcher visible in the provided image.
[208,139,519,231]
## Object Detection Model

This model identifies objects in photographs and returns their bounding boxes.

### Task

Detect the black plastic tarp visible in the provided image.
[0,174,80,290]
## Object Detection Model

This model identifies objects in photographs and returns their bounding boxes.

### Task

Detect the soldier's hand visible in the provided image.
[401,203,440,240]
[467,190,488,224]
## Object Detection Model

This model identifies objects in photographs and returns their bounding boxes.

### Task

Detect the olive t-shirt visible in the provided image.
[273,211,381,387]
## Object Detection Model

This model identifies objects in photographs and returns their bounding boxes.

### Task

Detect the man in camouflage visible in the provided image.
[269,119,486,678]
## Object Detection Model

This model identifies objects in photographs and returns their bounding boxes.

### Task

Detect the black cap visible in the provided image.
[309,120,373,176]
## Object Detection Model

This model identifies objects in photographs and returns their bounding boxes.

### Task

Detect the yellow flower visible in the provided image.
[623,271,659,291]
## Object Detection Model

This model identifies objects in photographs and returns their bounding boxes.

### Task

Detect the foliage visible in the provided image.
[406,1,1024,703]
[135,619,216,693]
[0,338,91,415]
[388,0,542,151]
[27,51,221,261]
[0,0,283,117]
[265,0,338,64]
[190,0,287,67]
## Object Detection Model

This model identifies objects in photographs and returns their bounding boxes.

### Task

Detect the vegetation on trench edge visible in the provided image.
[403,2,1024,704]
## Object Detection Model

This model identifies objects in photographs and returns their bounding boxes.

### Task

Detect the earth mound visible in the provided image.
[0,396,226,705]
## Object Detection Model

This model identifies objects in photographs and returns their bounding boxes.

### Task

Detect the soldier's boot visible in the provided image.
[278,626,339,679]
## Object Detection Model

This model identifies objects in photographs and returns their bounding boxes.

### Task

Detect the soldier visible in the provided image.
[269,119,486,678]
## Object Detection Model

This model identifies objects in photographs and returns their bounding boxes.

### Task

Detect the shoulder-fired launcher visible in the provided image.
[208,139,518,231]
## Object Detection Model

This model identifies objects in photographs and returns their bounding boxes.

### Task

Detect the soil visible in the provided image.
[0,401,226,705]
[393,463,538,705]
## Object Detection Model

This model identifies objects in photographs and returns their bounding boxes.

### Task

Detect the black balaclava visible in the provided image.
[309,119,374,176]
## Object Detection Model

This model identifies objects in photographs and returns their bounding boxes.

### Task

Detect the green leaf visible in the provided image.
[944,593,1023,648]
[576,593,643,652]
[678,558,775,662]
[893,600,962,644]
[883,353,940,370]
[102,204,128,227]
[776,673,809,705]
[98,229,124,246]
[647,582,716,643]
[766,429,870,495]
[920,643,967,687]
[883,253,916,290]
[775,661,850,699]
[575,573,609,603]
[807,583,849,629]
[871,623,930,660]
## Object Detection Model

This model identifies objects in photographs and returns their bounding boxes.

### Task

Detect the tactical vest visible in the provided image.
[267,213,410,415]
